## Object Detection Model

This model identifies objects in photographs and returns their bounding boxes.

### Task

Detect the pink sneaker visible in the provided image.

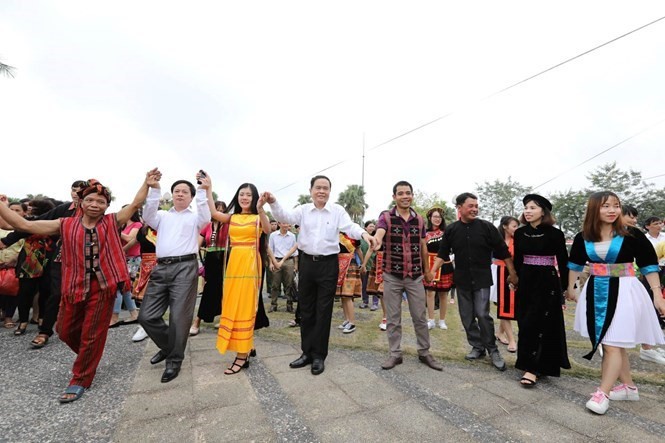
[609,384,639,401]
[585,388,610,414]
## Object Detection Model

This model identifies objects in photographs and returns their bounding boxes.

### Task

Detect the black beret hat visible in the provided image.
[522,194,552,211]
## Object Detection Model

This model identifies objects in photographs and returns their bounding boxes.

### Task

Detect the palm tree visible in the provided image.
[294,194,312,207]
[0,61,16,78]
[337,184,368,224]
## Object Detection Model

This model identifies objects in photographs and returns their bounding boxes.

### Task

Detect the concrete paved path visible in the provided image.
[114,331,665,443]
[2,320,664,442]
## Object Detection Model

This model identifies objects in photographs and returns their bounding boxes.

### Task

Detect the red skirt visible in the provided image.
[423,253,453,291]
[132,253,156,301]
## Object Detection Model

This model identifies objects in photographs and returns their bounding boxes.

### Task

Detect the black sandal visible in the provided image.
[14,323,28,336]
[520,373,537,388]
[250,349,256,357]
[31,334,49,349]
[224,356,249,375]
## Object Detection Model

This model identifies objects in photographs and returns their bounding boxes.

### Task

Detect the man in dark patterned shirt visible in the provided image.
[374,180,443,371]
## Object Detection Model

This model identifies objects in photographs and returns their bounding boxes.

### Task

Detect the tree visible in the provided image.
[584,162,665,226]
[546,162,665,237]
[549,189,589,238]
[337,184,368,224]
[635,188,665,224]
[0,61,15,78]
[295,194,312,207]
[475,177,531,224]
[411,190,456,222]
[385,190,456,223]
[585,162,647,204]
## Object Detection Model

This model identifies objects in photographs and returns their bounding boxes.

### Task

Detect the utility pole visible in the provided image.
[361,132,365,190]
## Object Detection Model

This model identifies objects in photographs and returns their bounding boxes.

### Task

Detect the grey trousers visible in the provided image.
[383,273,431,358]
[138,260,199,369]
[270,258,295,307]
[456,287,497,353]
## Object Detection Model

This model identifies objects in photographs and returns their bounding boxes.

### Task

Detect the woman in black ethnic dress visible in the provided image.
[513,194,570,387]
[567,191,665,415]
[190,201,229,336]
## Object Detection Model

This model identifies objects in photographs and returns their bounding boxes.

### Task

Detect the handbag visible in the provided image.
[0,268,19,296]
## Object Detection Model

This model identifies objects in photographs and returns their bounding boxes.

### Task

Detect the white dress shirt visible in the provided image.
[269,230,298,258]
[142,187,211,258]
[270,200,365,256]
[645,231,665,266]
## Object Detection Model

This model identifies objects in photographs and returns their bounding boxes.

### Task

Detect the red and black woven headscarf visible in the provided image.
[78,179,112,203]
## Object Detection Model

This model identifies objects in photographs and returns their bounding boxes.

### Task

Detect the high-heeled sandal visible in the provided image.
[224,356,249,375]
[250,349,256,357]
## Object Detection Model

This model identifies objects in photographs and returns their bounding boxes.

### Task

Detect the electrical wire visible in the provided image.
[275,14,665,192]
[532,116,665,190]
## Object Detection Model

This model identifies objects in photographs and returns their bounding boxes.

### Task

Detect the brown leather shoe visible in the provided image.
[381,356,403,370]
[419,354,443,371]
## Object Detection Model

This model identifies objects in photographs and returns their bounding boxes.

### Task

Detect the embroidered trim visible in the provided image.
[523,255,555,266]
[588,263,635,277]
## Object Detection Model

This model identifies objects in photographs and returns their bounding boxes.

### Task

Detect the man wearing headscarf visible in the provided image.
[0,169,158,403]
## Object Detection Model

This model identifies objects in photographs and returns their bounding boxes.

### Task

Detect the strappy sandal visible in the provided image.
[520,373,538,388]
[31,334,49,349]
[224,356,249,375]
[14,323,28,336]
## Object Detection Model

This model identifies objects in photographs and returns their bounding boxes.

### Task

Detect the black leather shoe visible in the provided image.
[289,354,312,368]
[311,358,324,375]
[161,368,180,383]
[150,351,167,365]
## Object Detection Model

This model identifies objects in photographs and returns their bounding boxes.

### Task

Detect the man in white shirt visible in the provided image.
[268,222,298,313]
[644,216,665,267]
[264,176,377,375]
[139,175,211,383]
[643,216,665,332]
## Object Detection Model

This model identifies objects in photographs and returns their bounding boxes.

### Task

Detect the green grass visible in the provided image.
[253,297,665,386]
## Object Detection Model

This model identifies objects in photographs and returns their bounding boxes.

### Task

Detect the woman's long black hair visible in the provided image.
[225,183,260,214]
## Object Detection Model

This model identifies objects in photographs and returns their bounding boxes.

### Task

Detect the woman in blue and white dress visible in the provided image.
[567,191,665,415]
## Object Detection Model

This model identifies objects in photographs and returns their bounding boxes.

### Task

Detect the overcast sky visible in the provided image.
[1,1,664,218]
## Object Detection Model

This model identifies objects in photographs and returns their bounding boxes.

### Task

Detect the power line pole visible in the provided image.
[361,132,365,190]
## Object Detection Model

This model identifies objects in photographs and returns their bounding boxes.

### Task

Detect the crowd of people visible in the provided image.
[1,171,664,417]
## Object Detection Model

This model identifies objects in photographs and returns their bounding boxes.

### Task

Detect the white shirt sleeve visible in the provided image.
[336,205,365,240]
[142,187,163,230]
[269,231,276,252]
[270,200,302,226]
[195,189,211,230]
